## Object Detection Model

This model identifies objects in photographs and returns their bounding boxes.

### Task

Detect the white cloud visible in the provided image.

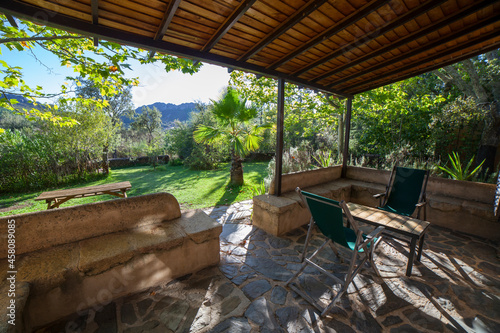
[131,63,230,107]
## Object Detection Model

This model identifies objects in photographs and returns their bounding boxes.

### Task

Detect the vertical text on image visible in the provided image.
[6,218,17,326]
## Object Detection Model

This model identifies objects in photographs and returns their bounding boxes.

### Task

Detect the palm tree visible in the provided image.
[194,88,270,185]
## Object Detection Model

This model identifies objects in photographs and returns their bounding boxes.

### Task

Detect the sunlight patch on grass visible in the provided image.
[0,162,268,216]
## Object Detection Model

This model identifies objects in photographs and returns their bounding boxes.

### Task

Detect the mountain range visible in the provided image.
[124,102,197,127]
[1,94,198,128]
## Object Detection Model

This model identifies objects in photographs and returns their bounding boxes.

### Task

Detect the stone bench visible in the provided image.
[253,166,499,241]
[0,193,221,331]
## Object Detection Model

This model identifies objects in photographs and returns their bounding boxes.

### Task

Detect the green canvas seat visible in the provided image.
[286,188,384,317]
[374,165,429,219]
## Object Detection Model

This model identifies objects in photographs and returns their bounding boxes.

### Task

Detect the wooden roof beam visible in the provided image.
[267,0,388,70]
[5,14,18,27]
[0,1,352,99]
[293,0,447,77]
[313,0,497,84]
[91,0,98,46]
[343,29,500,93]
[201,0,257,53]
[351,39,500,95]
[149,0,182,58]
[238,0,329,62]
[330,15,500,89]
[193,0,257,66]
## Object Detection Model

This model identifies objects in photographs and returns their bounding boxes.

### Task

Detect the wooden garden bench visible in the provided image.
[35,181,132,209]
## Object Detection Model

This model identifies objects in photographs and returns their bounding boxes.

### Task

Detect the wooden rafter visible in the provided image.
[0,0,497,98]
[342,28,500,93]
[267,0,388,70]
[292,0,447,77]
[331,16,500,89]
[91,0,99,46]
[5,14,17,27]
[313,0,496,84]
[201,0,257,53]
[238,0,329,62]
[353,40,500,95]
[0,1,351,98]
[149,0,182,58]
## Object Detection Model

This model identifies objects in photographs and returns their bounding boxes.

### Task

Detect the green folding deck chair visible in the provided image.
[286,188,384,317]
[374,165,429,220]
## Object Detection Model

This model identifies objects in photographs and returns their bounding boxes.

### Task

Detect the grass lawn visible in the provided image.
[0,161,268,216]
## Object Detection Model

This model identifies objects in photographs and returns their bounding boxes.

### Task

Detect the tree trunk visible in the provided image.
[230,154,244,186]
[102,145,109,174]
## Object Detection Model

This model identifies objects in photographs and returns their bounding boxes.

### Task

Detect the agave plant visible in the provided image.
[312,150,336,168]
[438,152,485,181]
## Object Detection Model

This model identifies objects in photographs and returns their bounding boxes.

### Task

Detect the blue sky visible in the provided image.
[1,44,231,107]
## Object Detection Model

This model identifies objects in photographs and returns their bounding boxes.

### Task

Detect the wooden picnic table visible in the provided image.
[35,181,132,209]
[347,202,430,277]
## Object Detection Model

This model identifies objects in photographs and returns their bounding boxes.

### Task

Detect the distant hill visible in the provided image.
[124,102,198,128]
[1,94,198,129]
[2,93,43,111]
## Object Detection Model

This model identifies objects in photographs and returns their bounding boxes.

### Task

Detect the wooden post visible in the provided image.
[341,97,352,178]
[275,78,285,196]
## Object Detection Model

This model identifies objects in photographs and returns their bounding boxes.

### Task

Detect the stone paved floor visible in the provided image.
[38,200,500,333]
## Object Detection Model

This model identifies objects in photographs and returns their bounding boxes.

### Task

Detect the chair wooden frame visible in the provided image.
[374,165,430,220]
[286,188,384,317]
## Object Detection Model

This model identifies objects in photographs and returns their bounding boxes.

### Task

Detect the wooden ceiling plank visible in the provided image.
[238,0,329,61]
[313,0,496,83]
[330,12,500,88]
[0,0,352,98]
[340,26,500,91]
[200,0,258,52]
[98,1,161,26]
[349,38,500,95]
[294,0,446,77]
[103,0,166,18]
[149,0,182,58]
[22,0,91,21]
[267,0,389,70]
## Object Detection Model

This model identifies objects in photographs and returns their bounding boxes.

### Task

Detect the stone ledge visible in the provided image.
[3,210,222,295]
[178,209,223,244]
[0,194,222,331]
[253,180,352,236]
[253,176,499,240]
[0,192,182,258]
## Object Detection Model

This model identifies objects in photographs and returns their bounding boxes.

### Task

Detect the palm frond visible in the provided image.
[250,122,273,135]
[244,133,263,152]
[193,125,223,144]
[233,137,248,158]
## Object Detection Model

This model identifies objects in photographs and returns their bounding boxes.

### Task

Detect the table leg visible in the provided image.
[417,234,425,262]
[406,237,417,277]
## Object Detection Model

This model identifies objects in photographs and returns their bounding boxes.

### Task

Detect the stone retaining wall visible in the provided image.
[0,193,221,331]
[109,155,169,168]
[254,166,499,240]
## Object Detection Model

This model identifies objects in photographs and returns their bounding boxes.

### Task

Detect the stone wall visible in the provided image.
[269,165,342,195]
[0,193,221,330]
[108,155,169,168]
[255,166,499,240]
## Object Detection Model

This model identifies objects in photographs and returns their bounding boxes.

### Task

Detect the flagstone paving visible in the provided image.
[38,200,500,332]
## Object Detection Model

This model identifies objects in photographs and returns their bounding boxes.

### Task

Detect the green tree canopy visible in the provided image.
[131,106,163,143]
[0,15,201,133]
